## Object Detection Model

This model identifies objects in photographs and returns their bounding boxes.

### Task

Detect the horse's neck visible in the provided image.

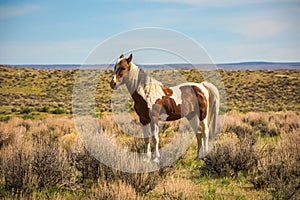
[125,63,146,94]
[126,63,165,108]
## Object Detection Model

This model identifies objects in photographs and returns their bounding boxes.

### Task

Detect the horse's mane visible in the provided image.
[126,63,167,107]
[127,63,163,93]
[137,67,148,86]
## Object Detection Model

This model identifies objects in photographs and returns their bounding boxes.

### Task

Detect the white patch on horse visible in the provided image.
[144,81,165,108]
[112,74,116,82]
[135,76,165,109]
[169,85,183,105]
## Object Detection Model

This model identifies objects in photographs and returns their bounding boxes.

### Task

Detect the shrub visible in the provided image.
[23,113,35,120]
[225,123,255,139]
[250,132,300,199]
[74,149,108,182]
[0,121,78,195]
[39,106,50,113]
[2,143,35,194]
[0,115,12,122]
[11,108,17,113]
[201,133,257,178]
[73,147,172,194]
[20,107,32,114]
[121,168,172,194]
[247,118,281,137]
[32,143,67,189]
[52,108,65,114]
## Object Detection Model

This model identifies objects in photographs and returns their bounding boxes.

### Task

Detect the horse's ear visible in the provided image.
[119,54,124,59]
[127,54,133,63]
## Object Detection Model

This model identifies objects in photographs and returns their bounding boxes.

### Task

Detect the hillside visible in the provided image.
[0,66,299,119]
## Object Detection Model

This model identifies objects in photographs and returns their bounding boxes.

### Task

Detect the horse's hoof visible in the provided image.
[153,158,160,164]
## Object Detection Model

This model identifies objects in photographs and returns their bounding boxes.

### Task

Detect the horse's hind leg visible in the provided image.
[196,129,206,160]
[192,118,209,159]
[199,117,209,156]
[188,115,203,160]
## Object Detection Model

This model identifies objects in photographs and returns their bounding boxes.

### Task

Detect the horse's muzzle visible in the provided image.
[110,80,116,89]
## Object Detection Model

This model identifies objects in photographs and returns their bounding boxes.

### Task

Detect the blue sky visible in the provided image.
[0,0,299,64]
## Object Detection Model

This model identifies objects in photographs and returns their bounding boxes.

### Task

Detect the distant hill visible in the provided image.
[8,62,300,70]
[217,62,300,70]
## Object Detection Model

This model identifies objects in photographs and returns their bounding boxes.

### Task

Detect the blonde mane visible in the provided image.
[126,62,165,108]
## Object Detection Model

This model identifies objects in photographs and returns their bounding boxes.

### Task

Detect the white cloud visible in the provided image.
[0,4,40,19]
[219,7,299,40]
[231,20,290,39]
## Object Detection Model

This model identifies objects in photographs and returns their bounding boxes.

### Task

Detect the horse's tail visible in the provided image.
[203,81,220,140]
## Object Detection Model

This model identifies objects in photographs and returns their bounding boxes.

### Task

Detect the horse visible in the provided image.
[110,54,219,163]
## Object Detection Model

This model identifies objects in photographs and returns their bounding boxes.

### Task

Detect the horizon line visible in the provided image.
[2,61,300,66]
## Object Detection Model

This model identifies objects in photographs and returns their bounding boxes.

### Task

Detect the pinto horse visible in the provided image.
[110,54,219,163]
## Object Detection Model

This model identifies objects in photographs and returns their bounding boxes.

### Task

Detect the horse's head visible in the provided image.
[110,54,133,89]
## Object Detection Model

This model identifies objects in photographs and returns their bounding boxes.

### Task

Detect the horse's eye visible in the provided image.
[120,67,125,70]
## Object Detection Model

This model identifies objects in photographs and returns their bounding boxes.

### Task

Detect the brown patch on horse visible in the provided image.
[152,85,208,122]
[161,85,173,96]
[190,85,208,121]
[154,96,181,121]
[179,85,208,121]
[131,90,151,125]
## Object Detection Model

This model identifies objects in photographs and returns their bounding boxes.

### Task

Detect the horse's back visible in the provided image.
[170,82,210,100]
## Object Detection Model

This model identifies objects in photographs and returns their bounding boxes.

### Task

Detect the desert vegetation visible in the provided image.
[0,112,299,199]
[0,66,299,118]
[0,65,299,199]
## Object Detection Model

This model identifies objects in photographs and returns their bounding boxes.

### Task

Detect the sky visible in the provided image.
[0,0,299,64]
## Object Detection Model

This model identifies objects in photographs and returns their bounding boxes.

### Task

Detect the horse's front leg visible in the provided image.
[143,124,151,162]
[151,122,160,163]
[150,104,162,164]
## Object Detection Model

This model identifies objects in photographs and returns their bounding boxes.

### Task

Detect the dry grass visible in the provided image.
[0,111,299,199]
[148,176,200,199]
[0,116,172,199]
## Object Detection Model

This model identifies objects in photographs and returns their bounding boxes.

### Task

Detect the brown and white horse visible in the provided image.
[110,54,219,163]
